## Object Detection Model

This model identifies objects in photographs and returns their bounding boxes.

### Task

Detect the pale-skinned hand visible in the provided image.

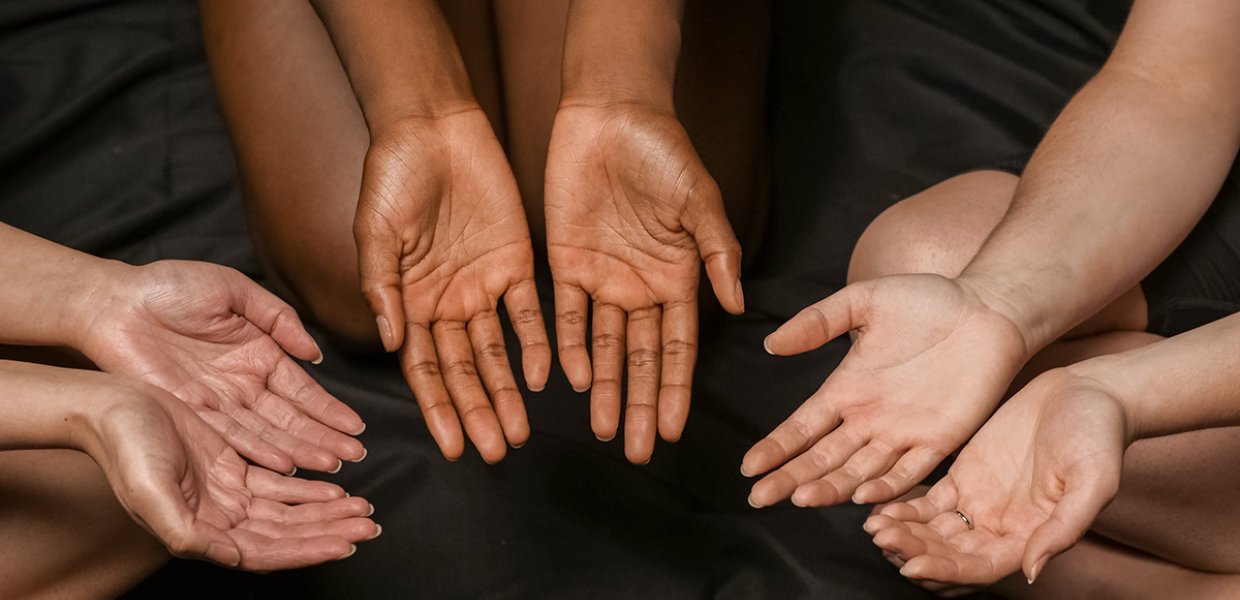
[742,274,1028,507]
[545,102,744,464]
[82,260,366,475]
[86,377,379,571]
[354,108,551,464]
[863,369,1127,586]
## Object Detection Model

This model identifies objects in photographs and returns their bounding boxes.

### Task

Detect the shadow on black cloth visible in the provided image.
[1,0,1128,598]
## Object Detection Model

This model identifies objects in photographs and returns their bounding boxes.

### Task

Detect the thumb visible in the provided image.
[1021,476,1116,583]
[128,473,243,567]
[354,213,406,352]
[682,180,744,314]
[765,282,868,356]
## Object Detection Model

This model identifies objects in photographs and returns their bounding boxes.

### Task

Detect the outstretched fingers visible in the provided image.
[590,302,626,441]
[764,284,867,356]
[554,282,592,392]
[467,311,529,448]
[399,323,464,460]
[747,426,862,507]
[853,448,947,505]
[624,306,662,464]
[658,300,697,442]
[433,320,507,463]
[741,385,843,479]
[503,278,551,392]
[269,357,366,437]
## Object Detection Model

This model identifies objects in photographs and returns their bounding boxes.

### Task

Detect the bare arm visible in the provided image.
[961,0,1240,354]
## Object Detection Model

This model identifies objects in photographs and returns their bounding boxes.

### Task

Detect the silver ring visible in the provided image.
[955,510,974,531]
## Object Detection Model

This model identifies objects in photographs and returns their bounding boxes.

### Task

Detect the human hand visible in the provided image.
[86,378,379,571]
[81,260,366,475]
[354,109,550,463]
[863,369,1128,585]
[545,103,743,464]
[742,274,1028,507]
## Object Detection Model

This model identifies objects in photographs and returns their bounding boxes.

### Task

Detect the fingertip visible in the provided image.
[310,340,324,365]
[350,447,368,463]
[376,316,397,352]
[207,541,242,568]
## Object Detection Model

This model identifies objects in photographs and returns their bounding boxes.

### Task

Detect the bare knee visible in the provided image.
[848,170,1018,283]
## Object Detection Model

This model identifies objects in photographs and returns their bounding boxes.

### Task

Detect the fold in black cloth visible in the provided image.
[1,1,1140,598]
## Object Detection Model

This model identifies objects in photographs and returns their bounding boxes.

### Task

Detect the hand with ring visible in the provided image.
[861,368,1128,586]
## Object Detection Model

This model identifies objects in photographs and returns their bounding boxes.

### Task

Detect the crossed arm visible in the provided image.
[743,0,1240,507]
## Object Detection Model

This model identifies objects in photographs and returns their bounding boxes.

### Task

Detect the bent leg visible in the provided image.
[202,0,375,348]
[0,450,166,599]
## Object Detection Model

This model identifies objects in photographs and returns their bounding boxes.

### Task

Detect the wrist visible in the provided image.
[954,272,1041,360]
[61,257,137,353]
[1058,357,1143,445]
[560,0,681,115]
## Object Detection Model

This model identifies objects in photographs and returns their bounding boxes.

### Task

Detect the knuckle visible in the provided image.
[627,349,659,369]
[509,308,543,326]
[476,343,508,362]
[662,339,696,358]
[442,360,478,378]
[558,310,586,327]
[404,360,442,379]
[592,332,623,350]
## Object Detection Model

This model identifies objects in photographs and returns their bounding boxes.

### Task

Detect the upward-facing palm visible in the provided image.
[354,109,551,464]
[546,104,743,464]
[864,373,1127,585]
[83,261,366,475]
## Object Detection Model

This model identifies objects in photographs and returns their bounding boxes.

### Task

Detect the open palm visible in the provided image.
[83,261,366,475]
[743,274,1029,507]
[865,372,1126,585]
[354,110,550,464]
[92,381,378,571]
[545,104,743,464]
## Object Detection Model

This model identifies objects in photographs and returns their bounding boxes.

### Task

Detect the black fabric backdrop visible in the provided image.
[0,1,1128,598]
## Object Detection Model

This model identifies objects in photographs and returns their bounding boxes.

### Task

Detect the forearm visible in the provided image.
[958,0,1240,354]
[1066,313,1240,441]
[0,360,119,452]
[0,223,129,348]
[309,0,475,130]
[560,0,683,111]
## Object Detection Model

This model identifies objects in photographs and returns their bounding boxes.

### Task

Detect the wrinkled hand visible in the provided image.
[545,103,743,464]
[354,109,550,463]
[863,370,1127,585]
[83,261,366,475]
[89,380,378,571]
[742,274,1028,507]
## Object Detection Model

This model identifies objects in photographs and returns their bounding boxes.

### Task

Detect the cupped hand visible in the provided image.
[82,260,366,475]
[89,380,378,571]
[545,103,744,464]
[863,370,1127,585]
[354,109,550,463]
[742,274,1028,507]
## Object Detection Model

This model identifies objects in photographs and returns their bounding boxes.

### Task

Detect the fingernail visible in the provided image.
[311,340,324,365]
[763,336,774,355]
[739,465,753,478]
[208,542,242,568]
[353,421,367,436]
[572,385,590,393]
[287,466,298,477]
[734,280,745,313]
[366,503,375,517]
[351,448,368,463]
[595,432,615,442]
[369,524,383,540]
[330,460,343,474]
[852,491,867,505]
[747,495,763,509]
[341,544,358,559]
[376,316,395,352]
[1029,555,1048,584]
[862,517,879,534]
[528,384,545,392]
[791,492,807,508]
